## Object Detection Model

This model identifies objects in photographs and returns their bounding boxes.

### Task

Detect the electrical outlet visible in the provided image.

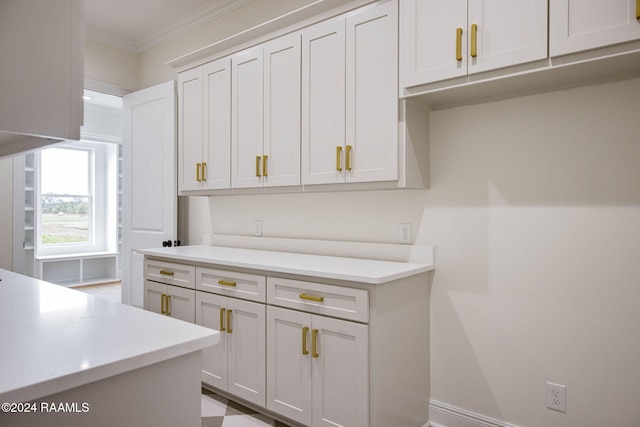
[399,223,412,244]
[546,382,566,413]
[254,220,262,237]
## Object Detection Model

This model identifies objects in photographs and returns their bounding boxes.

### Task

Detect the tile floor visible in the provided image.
[201,388,290,427]
[75,283,292,426]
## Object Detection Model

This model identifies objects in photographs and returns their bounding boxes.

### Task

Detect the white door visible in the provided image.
[196,291,228,390]
[226,298,266,407]
[550,0,640,56]
[122,81,177,307]
[468,0,547,74]
[178,67,203,192]
[312,316,369,427]
[399,0,468,87]
[231,47,264,188]
[203,57,232,190]
[263,33,301,188]
[301,17,346,185]
[166,285,195,323]
[346,1,398,183]
[266,306,312,425]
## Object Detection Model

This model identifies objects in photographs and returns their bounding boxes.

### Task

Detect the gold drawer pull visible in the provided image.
[202,162,207,181]
[196,162,202,182]
[218,279,237,287]
[470,23,478,58]
[161,294,167,314]
[226,309,233,333]
[345,145,352,171]
[256,156,262,177]
[302,326,309,355]
[311,329,319,358]
[220,308,226,332]
[637,0,640,20]
[455,27,463,61]
[263,155,268,177]
[166,295,172,316]
[336,146,343,171]
[159,270,174,276]
[299,293,324,303]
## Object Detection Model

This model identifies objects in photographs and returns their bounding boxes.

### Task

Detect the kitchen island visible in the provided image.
[0,269,218,426]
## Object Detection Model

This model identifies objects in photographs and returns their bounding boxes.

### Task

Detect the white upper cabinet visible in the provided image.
[178,58,231,193]
[400,0,548,87]
[232,35,302,189]
[302,1,399,186]
[550,0,640,56]
[232,46,265,189]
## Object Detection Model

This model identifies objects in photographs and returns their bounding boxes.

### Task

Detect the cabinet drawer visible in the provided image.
[144,259,195,289]
[197,267,266,303]
[267,277,368,323]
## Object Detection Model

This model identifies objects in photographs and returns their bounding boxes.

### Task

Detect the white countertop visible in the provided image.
[138,245,434,284]
[0,269,219,403]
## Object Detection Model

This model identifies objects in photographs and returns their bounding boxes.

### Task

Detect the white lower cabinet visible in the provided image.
[196,291,266,407]
[144,280,195,323]
[267,306,368,427]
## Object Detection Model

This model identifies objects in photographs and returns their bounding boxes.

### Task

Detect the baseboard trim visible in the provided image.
[429,400,520,427]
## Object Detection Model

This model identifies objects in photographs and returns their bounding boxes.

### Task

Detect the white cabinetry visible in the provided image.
[0,0,83,158]
[266,277,369,427]
[550,0,640,56]
[302,1,398,185]
[232,33,301,189]
[143,259,195,322]
[400,0,548,87]
[178,58,231,193]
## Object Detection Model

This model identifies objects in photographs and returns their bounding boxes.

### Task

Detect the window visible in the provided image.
[37,140,118,257]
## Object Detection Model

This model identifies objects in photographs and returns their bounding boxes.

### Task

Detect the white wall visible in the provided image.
[189,78,640,427]
[85,38,139,92]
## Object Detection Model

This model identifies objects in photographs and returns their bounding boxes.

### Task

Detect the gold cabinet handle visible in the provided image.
[226,309,233,333]
[311,329,319,358]
[196,162,202,182]
[336,146,343,171]
[166,295,171,316]
[256,156,262,177]
[160,293,166,314]
[220,308,226,332]
[302,326,309,355]
[470,23,478,58]
[346,145,352,171]
[159,270,174,276]
[202,162,207,181]
[262,155,268,177]
[456,28,463,61]
[300,293,324,303]
[218,279,237,287]
[637,0,640,19]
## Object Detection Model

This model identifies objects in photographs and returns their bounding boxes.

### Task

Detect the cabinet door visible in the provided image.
[196,292,228,390]
[468,0,547,74]
[301,17,346,185]
[166,284,195,323]
[231,46,264,188]
[550,0,640,56]
[226,298,266,407]
[263,33,301,188]
[143,280,165,315]
[203,57,232,190]
[346,1,398,183]
[312,316,369,427]
[178,67,204,192]
[266,307,312,426]
[400,0,468,87]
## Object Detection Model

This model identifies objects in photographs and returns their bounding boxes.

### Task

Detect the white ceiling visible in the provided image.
[83,0,253,53]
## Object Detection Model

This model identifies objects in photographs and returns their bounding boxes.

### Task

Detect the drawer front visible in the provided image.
[197,267,266,303]
[267,277,368,323]
[144,259,195,289]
